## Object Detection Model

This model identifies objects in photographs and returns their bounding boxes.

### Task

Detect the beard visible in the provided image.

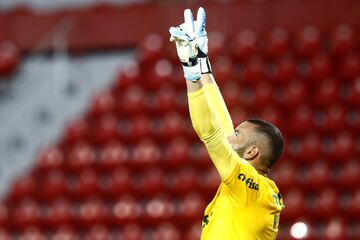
[234,144,250,159]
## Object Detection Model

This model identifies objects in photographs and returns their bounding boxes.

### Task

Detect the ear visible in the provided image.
[243,145,259,161]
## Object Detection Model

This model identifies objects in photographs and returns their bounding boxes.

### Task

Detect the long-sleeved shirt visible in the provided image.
[188,83,284,240]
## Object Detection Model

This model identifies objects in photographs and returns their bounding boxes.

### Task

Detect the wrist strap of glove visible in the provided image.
[181,55,212,82]
[199,56,212,75]
[182,59,201,82]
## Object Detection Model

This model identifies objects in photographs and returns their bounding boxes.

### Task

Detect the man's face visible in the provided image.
[227,121,258,158]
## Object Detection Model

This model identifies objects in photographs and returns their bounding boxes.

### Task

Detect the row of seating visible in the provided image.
[2,24,360,239]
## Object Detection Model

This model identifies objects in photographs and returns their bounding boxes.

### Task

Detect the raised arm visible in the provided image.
[187,77,238,181]
[201,74,234,138]
[169,7,240,180]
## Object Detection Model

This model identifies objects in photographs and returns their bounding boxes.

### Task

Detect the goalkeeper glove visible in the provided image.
[169,7,212,82]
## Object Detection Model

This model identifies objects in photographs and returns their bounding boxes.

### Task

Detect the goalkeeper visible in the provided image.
[169,7,285,240]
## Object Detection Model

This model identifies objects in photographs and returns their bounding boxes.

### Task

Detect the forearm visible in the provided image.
[187,82,237,180]
[200,74,234,137]
[187,81,220,140]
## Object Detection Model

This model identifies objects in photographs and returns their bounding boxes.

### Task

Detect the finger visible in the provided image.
[195,7,206,35]
[169,27,191,42]
[169,36,176,42]
[184,9,195,33]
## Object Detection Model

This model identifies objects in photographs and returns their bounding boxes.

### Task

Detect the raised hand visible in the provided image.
[169,7,211,82]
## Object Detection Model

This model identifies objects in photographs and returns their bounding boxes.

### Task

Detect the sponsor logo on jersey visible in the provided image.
[202,211,213,228]
[237,173,259,191]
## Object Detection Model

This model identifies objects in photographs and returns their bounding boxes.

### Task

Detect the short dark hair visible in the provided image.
[246,119,284,168]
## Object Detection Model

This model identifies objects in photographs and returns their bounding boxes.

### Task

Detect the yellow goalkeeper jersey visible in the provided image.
[187,82,284,240]
[200,159,284,240]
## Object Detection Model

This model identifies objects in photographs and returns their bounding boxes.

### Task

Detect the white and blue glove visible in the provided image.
[169,7,212,82]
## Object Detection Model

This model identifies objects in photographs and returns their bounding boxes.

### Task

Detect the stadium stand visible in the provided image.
[1,1,360,239]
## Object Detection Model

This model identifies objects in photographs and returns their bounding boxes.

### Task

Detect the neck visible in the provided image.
[255,167,268,176]
[249,161,268,176]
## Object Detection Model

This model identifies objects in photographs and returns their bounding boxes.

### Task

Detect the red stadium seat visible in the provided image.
[92,114,119,145]
[212,55,235,85]
[196,168,221,198]
[88,90,116,119]
[153,111,185,142]
[132,168,165,197]
[163,137,190,169]
[12,199,42,230]
[84,225,110,240]
[307,52,332,80]
[112,195,141,226]
[132,139,161,170]
[337,160,360,190]
[241,56,265,84]
[271,163,297,193]
[165,168,197,197]
[146,59,173,90]
[36,146,64,173]
[266,27,290,59]
[297,133,322,164]
[151,223,181,240]
[260,106,283,134]
[0,229,11,240]
[348,189,360,218]
[147,84,177,114]
[8,175,36,202]
[312,188,339,219]
[51,227,76,240]
[282,79,308,108]
[184,222,202,240]
[122,224,144,240]
[232,29,258,60]
[272,56,297,84]
[330,24,355,56]
[208,31,227,60]
[114,60,140,91]
[296,26,322,57]
[128,115,151,142]
[281,189,305,221]
[303,162,332,191]
[143,196,175,226]
[222,82,241,109]
[77,199,108,228]
[315,104,346,134]
[99,142,129,172]
[322,217,348,240]
[242,82,272,110]
[45,199,74,229]
[67,169,99,200]
[340,53,360,80]
[177,192,205,225]
[189,143,212,170]
[287,105,314,136]
[116,85,146,117]
[102,167,131,198]
[330,132,356,162]
[39,171,66,201]
[66,143,95,172]
[62,118,90,147]
[314,78,339,107]
[138,34,164,66]
[347,78,360,106]
[18,228,45,240]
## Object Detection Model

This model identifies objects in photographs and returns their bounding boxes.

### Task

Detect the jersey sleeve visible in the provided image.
[188,87,239,181]
[223,159,261,204]
[204,83,234,138]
